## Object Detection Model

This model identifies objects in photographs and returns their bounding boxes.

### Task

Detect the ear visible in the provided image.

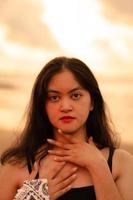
[90,100,94,111]
[90,105,93,111]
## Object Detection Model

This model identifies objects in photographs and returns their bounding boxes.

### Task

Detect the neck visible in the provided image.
[54,127,88,144]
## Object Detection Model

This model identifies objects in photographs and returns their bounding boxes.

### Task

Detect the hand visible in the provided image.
[47,131,106,169]
[37,157,78,200]
[48,165,77,200]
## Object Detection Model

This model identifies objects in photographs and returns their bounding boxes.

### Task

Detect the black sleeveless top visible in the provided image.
[27,147,115,200]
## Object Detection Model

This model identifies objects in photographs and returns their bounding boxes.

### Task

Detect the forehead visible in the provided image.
[47,70,81,90]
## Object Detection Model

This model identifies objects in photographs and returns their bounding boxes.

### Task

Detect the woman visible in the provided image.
[0,56,133,200]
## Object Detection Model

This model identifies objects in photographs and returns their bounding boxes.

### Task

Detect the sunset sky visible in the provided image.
[0,0,133,73]
[0,0,133,152]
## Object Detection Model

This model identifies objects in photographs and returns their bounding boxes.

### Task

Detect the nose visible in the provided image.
[60,97,73,112]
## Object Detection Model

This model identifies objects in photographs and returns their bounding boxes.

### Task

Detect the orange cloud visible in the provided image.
[0,0,61,50]
[96,38,132,67]
[100,0,133,26]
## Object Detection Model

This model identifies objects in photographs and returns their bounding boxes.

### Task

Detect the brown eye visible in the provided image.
[71,93,81,100]
[49,95,60,102]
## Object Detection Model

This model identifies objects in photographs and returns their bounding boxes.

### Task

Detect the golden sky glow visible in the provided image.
[0,0,132,74]
[0,0,133,151]
[42,0,133,74]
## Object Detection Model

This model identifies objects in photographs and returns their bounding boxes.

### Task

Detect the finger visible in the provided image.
[48,149,69,156]
[49,162,66,179]
[53,166,78,184]
[88,137,92,143]
[53,174,77,199]
[57,173,77,189]
[47,139,65,148]
[28,162,39,180]
[52,184,72,200]
[39,161,66,180]
[88,137,95,146]
[88,137,99,149]
[53,155,73,163]
[47,139,72,149]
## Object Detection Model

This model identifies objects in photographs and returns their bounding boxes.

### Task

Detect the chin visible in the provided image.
[60,128,78,135]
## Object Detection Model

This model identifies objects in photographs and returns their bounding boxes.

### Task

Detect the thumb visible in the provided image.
[88,137,94,145]
[28,162,39,180]
[88,137,98,148]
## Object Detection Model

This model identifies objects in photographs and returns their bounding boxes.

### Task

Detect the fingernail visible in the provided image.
[68,185,72,189]
[47,139,53,142]
[33,162,37,169]
[61,161,66,164]
[58,129,62,133]
[72,174,77,178]
[72,167,78,172]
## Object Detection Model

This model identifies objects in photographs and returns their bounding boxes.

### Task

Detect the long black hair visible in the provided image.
[1,56,118,165]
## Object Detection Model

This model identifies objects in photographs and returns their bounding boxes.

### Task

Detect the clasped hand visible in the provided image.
[47,130,105,170]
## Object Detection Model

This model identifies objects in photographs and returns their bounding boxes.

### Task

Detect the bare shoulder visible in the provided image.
[114,148,133,166]
[0,161,29,187]
[0,161,29,199]
[112,149,133,199]
[113,148,133,178]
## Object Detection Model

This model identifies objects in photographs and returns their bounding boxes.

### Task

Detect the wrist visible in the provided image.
[86,156,108,173]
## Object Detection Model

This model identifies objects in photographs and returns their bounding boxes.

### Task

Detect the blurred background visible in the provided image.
[0,0,133,155]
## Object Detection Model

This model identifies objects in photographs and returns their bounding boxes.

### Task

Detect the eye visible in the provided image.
[71,92,81,100]
[48,95,60,102]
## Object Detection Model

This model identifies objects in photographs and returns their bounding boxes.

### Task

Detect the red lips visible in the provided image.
[60,116,75,123]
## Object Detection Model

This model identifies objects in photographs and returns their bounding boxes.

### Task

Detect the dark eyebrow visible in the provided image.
[47,87,83,94]
[69,87,83,93]
[47,89,60,94]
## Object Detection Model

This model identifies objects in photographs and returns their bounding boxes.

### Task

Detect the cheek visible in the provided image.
[78,107,90,122]
[45,103,59,123]
[77,100,92,121]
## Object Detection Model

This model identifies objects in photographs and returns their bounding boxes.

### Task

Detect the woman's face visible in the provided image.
[45,69,93,135]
